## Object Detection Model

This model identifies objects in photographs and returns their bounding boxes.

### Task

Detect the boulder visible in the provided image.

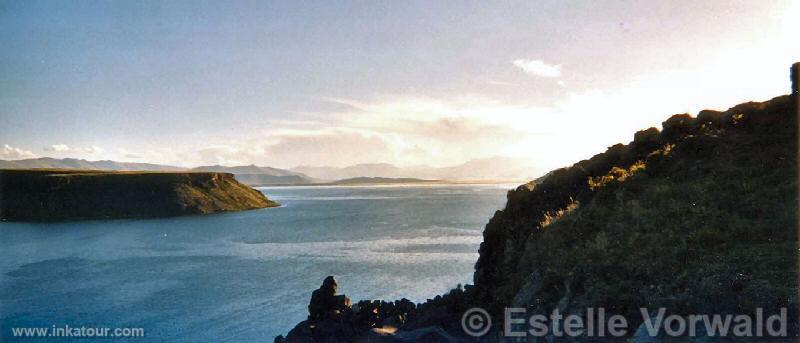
[696,110,725,128]
[661,113,695,140]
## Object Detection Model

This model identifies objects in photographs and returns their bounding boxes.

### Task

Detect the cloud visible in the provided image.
[44,144,104,154]
[170,127,398,168]
[1,144,38,160]
[262,130,395,167]
[194,145,249,166]
[45,144,70,152]
[157,95,544,169]
[116,54,791,173]
[114,147,148,159]
[83,145,104,154]
[513,59,562,78]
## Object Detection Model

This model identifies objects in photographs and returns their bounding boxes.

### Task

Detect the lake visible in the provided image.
[0,184,512,341]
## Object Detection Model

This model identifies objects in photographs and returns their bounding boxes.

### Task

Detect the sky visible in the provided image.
[1,0,798,174]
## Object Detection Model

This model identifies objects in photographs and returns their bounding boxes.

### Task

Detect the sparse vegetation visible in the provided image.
[473,93,798,337]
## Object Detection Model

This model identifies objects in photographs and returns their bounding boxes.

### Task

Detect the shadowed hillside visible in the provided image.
[470,93,798,338]
[277,65,799,341]
[0,170,278,221]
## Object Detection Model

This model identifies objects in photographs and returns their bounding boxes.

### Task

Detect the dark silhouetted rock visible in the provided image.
[661,113,695,139]
[308,276,348,322]
[696,109,725,128]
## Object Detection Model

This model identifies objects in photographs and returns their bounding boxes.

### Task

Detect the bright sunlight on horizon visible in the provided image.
[1,0,799,177]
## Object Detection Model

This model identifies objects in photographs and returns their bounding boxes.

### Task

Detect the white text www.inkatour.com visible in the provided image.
[12,325,144,338]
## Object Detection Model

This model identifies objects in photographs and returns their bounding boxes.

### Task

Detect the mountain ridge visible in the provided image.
[1,157,540,184]
[0,157,184,171]
[292,157,540,181]
[0,159,317,186]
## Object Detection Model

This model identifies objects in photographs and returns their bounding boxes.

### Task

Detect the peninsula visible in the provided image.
[0,169,278,221]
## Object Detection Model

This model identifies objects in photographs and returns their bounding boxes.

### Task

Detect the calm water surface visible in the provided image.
[0,184,511,341]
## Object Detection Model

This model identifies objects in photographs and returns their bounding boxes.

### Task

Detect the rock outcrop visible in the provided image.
[0,169,278,221]
[276,276,460,343]
[308,276,351,323]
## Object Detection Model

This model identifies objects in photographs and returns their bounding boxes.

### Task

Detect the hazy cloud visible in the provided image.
[513,59,561,78]
[118,148,144,159]
[1,144,37,160]
[84,146,104,154]
[158,96,545,169]
[44,144,104,154]
[44,144,70,152]
[60,51,793,172]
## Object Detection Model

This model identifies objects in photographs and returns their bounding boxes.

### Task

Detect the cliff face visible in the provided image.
[472,94,798,328]
[0,170,278,221]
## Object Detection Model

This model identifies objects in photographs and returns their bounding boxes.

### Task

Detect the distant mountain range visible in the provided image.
[293,163,402,181]
[0,158,316,186]
[190,165,318,186]
[0,157,184,171]
[0,156,540,185]
[292,156,539,181]
[327,177,438,185]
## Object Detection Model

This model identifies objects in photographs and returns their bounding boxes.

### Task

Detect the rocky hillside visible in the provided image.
[470,97,798,337]
[277,64,799,341]
[0,170,278,221]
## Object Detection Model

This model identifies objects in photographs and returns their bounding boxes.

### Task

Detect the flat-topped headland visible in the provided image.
[0,169,278,221]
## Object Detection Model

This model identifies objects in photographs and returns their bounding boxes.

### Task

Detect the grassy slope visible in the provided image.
[471,94,798,334]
